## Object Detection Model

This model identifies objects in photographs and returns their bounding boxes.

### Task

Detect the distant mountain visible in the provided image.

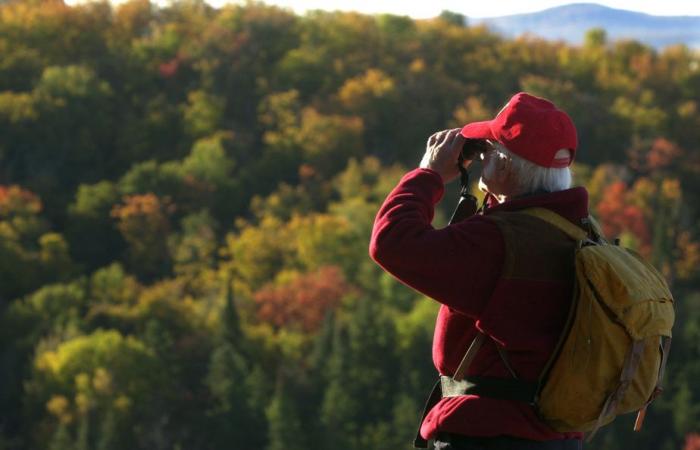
[470,3,700,49]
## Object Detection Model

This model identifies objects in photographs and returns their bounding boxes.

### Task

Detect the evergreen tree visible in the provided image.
[48,425,73,450]
[96,410,117,450]
[265,376,308,450]
[205,275,266,449]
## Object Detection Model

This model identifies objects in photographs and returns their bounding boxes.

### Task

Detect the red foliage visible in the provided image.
[647,138,681,171]
[685,433,700,450]
[254,265,352,332]
[596,181,651,255]
[159,58,179,78]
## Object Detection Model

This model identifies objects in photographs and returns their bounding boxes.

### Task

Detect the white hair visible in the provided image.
[483,141,572,194]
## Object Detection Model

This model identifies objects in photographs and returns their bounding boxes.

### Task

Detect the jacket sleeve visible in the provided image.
[369,168,505,317]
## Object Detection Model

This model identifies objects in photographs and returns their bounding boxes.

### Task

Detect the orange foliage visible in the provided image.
[110,194,175,273]
[111,193,174,227]
[254,265,352,332]
[596,181,651,255]
[686,433,700,450]
[298,163,316,180]
[0,185,42,218]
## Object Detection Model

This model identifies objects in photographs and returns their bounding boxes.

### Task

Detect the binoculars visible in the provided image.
[449,138,491,225]
[461,138,491,161]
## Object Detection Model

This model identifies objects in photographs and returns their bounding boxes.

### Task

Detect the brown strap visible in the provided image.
[495,344,519,379]
[657,336,672,389]
[453,332,486,381]
[454,332,519,382]
[634,336,672,431]
[587,339,646,442]
[634,406,648,432]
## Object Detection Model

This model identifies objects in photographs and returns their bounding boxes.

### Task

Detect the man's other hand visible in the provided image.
[419,128,469,184]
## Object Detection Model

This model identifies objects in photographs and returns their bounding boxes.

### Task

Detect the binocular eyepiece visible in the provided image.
[461,138,491,161]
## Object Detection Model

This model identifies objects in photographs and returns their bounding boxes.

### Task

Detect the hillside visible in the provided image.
[471,3,700,49]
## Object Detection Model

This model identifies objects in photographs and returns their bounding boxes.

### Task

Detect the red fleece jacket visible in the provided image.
[369,167,588,441]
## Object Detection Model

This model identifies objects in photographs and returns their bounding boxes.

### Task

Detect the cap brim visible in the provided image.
[460,120,496,141]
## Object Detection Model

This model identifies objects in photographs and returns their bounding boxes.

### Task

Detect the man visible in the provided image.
[369,92,587,449]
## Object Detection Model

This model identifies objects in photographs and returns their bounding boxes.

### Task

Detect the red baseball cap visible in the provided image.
[460,92,577,168]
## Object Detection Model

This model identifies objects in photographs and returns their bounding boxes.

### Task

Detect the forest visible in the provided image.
[0,0,699,449]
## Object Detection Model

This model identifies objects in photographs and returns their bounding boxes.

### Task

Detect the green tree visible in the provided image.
[182,90,225,138]
[205,341,266,449]
[24,330,164,450]
[265,377,308,450]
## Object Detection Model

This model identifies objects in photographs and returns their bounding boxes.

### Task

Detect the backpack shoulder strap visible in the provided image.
[520,207,591,242]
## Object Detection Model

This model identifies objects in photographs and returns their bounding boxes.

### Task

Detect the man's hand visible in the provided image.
[419,128,470,184]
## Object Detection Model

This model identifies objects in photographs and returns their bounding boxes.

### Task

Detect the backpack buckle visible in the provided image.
[580,217,595,240]
[649,386,664,401]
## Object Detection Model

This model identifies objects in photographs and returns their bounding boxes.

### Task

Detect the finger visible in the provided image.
[428,131,444,146]
[445,128,460,142]
[428,132,439,147]
[450,129,462,142]
[442,129,461,150]
[450,134,466,155]
[435,129,452,146]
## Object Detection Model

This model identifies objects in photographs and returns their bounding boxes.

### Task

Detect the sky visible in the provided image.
[205,0,700,18]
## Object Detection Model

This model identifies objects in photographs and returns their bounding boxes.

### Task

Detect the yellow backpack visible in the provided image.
[521,208,675,440]
[414,208,675,448]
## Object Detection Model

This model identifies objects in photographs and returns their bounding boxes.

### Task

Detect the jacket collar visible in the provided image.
[483,187,590,224]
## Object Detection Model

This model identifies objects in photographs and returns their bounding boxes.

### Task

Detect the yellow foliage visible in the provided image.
[92,367,113,394]
[75,372,90,391]
[35,350,61,374]
[114,395,132,412]
[409,58,425,73]
[46,395,70,419]
[338,68,396,112]
[226,214,291,295]
[611,93,667,133]
[451,96,491,128]
[676,232,700,280]
[287,213,354,271]
[677,100,697,119]
[297,107,364,159]
[661,178,681,201]
[0,1,68,28]
[75,392,90,415]
[629,177,657,216]
[0,92,38,122]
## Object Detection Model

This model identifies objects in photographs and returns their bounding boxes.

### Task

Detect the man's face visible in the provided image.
[478,145,515,201]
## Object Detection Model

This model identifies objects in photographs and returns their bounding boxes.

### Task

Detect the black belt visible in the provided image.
[414,376,539,448]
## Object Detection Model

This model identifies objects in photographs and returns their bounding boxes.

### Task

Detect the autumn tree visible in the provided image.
[254,265,352,333]
[111,193,175,280]
[24,330,166,450]
[0,185,75,300]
